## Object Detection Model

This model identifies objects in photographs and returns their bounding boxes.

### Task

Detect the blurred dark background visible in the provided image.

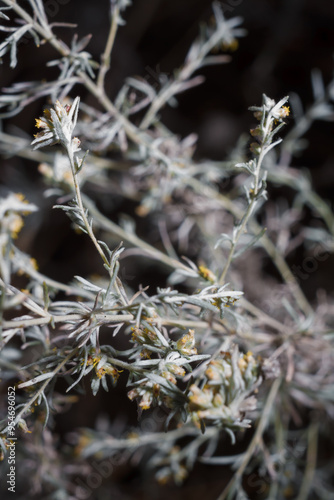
[1,0,334,498]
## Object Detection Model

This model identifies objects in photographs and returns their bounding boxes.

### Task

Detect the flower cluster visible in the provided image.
[131,324,163,349]
[156,460,188,486]
[128,380,160,411]
[248,94,290,155]
[127,328,205,412]
[31,97,81,151]
[176,329,197,356]
[188,347,261,431]
[0,192,37,239]
[0,192,38,284]
[73,352,120,396]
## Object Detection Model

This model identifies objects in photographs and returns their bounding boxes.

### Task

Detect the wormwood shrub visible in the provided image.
[0,1,334,499]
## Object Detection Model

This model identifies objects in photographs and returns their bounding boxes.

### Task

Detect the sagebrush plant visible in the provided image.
[0,1,334,499]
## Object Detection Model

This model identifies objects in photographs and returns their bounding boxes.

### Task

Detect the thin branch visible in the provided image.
[97,4,119,90]
[296,421,318,500]
[2,311,134,330]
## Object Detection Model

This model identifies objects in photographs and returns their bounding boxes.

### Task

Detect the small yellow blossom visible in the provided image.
[139,392,153,410]
[140,348,151,359]
[278,105,290,118]
[221,38,239,52]
[74,434,91,457]
[176,329,197,356]
[188,384,212,411]
[9,215,24,238]
[238,357,247,372]
[30,258,38,270]
[174,465,188,484]
[198,265,216,283]
[126,431,139,440]
[17,420,31,434]
[161,371,177,385]
[135,204,150,217]
[167,364,186,377]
